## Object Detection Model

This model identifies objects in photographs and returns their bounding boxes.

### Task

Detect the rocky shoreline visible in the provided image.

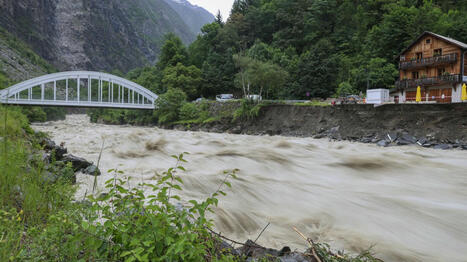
[38,136,101,183]
[170,103,467,151]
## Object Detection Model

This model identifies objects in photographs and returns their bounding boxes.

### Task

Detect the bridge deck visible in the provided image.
[0,99,154,109]
[0,71,158,110]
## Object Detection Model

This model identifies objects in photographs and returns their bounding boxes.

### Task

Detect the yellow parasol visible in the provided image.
[462,83,467,101]
[416,86,422,102]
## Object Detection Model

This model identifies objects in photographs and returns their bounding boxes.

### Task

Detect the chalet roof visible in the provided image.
[398,31,467,58]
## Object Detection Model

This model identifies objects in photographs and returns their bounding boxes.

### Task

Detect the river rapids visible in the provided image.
[32,114,467,262]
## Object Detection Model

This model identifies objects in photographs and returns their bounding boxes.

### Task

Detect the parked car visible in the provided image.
[194,97,207,103]
[246,94,262,101]
[216,94,234,102]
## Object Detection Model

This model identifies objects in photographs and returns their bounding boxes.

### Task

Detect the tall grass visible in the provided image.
[0,106,75,260]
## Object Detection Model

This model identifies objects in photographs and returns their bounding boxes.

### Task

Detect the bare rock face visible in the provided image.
[0,0,204,72]
[54,0,91,70]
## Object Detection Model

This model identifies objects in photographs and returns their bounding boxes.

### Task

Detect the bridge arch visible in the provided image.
[0,71,158,109]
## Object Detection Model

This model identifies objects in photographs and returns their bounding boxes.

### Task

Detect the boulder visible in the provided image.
[40,137,56,150]
[280,252,310,262]
[83,165,101,176]
[40,137,67,160]
[313,134,326,139]
[329,126,340,134]
[42,171,59,184]
[377,140,389,147]
[238,240,280,258]
[417,138,427,146]
[230,126,242,134]
[400,134,418,144]
[387,132,399,142]
[62,154,93,171]
[433,144,452,150]
[52,146,67,160]
[396,138,412,145]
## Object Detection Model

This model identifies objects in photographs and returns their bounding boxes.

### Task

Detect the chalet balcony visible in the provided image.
[395,74,463,89]
[399,53,457,70]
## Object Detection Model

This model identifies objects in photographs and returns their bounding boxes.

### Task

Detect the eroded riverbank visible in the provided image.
[33,114,467,262]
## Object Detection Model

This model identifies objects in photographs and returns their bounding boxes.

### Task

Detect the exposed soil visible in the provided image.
[174,103,467,147]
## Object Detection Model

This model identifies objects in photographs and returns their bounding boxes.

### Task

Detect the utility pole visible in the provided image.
[366,68,370,90]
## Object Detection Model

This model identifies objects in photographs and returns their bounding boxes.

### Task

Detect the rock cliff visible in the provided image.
[0,0,211,73]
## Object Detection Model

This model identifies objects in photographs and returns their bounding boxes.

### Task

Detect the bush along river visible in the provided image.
[32,114,467,262]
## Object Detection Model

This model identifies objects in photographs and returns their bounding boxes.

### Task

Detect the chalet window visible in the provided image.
[412,71,419,79]
[434,48,442,56]
[400,55,406,61]
[416,52,423,60]
[426,39,431,44]
[438,68,446,76]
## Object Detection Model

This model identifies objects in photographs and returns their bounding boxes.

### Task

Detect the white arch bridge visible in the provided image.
[0,71,158,109]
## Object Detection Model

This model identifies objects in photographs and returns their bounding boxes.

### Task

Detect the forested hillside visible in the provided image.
[128,0,467,100]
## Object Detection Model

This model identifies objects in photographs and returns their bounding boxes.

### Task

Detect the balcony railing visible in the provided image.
[395,74,463,89]
[399,53,457,70]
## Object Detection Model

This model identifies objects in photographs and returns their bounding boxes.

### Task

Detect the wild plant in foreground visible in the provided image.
[82,153,238,261]
[15,153,238,261]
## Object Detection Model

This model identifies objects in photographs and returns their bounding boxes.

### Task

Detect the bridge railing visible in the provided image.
[0,71,158,110]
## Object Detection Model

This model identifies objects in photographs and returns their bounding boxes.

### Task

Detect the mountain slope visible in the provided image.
[0,27,54,83]
[164,0,215,34]
[0,0,211,73]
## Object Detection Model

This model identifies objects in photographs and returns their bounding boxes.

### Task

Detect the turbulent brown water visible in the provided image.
[32,114,467,262]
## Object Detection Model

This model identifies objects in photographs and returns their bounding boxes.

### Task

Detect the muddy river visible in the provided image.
[32,114,467,262]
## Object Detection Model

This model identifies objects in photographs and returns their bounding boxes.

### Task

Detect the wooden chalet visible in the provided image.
[393,31,467,103]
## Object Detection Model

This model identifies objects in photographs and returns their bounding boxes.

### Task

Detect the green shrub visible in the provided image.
[0,106,32,136]
[42,107,66,121]
[179,102,201,121]
[21,107,47,122]
[233,99,263,122]
[13,155,239,261]
[154,88,187,124]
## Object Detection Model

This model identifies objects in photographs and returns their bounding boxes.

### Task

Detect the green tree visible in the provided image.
[336,81,358,97]
[350,58,398,90]
[233,54,254,97]
[158,34,188,70]
[162,63,202,100]
[154,88,187,124]
[248,60,288,99]
[131,66,164,94]
[292,41,339,98]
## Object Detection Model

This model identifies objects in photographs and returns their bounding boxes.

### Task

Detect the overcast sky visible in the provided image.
[188,0,234,21]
